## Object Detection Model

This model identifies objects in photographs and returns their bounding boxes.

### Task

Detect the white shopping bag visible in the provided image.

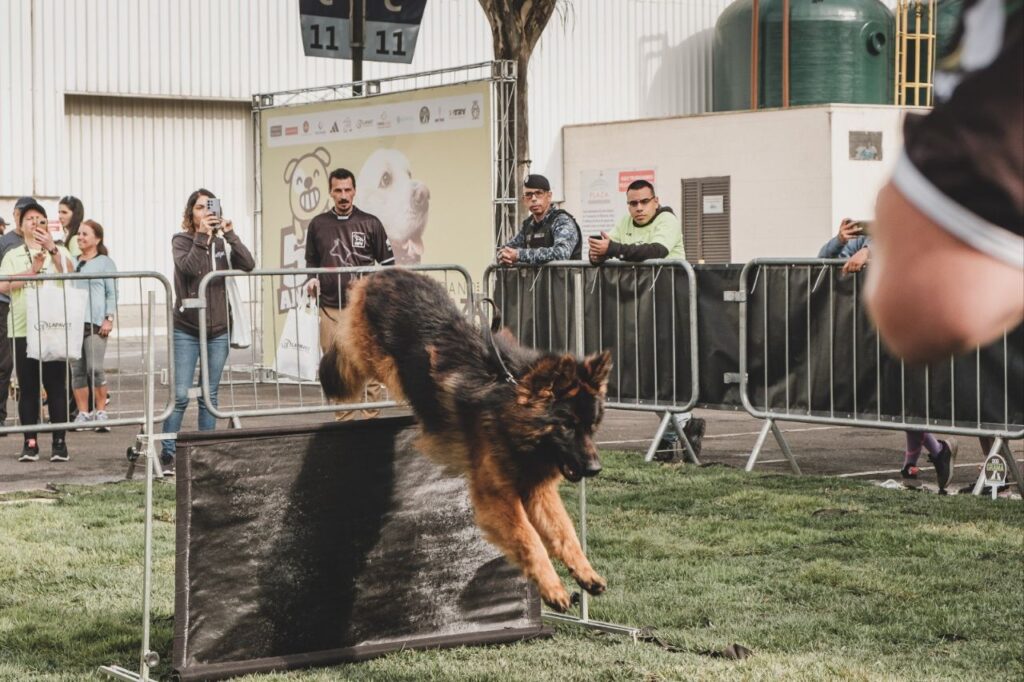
[275,297,321,381]
[26,283,89,361]
[226,278,252,349]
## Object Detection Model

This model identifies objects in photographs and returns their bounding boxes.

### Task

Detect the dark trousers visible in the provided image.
[13,337,67,443]
[0,301,12,423]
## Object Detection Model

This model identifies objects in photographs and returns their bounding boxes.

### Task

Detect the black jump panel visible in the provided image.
[173,417,544,681]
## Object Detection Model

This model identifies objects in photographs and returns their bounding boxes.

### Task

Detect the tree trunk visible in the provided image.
[478,0,561,186]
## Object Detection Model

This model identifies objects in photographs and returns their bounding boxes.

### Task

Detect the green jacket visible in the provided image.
[606,208,686,261]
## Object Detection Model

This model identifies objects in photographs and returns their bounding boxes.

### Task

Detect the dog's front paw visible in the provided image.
[540,584,572,613]
[573,570,607,596]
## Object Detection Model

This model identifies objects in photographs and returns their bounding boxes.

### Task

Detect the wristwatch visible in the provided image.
[104,314,115,322]
[47,247,57,255]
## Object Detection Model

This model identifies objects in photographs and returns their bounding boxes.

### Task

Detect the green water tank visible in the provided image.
[713,0,895,111]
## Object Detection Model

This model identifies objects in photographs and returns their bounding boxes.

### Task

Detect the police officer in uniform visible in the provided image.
[497,174,581,265]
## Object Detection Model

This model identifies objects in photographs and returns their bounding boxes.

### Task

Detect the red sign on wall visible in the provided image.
[618,170,656,191]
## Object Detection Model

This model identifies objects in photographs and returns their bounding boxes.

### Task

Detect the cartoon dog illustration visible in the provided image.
[284,146,332,247]
[356,149,430,265]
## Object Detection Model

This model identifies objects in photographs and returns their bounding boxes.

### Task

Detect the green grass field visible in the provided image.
[1,453,1022,681]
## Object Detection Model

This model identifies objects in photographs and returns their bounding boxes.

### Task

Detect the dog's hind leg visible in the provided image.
[523,481,607,597]
[467,460,572,613]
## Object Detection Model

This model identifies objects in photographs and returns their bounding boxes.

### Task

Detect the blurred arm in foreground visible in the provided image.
[866,0,1023,362]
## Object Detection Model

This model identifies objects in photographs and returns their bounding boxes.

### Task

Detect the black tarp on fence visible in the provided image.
[489,263,1023,434]
[173,417,544,681]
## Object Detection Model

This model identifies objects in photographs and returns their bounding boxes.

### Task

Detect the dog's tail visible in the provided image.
[319,343,361,403]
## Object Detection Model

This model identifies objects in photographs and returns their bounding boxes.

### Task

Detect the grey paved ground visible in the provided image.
[1,393,1019,497]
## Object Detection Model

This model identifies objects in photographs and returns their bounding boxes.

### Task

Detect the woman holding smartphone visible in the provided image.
[0,201,75,462]
[161,189,255,476]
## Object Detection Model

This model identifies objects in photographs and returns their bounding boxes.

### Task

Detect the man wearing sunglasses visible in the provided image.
[588,180,685,264]
[497,174,581,265]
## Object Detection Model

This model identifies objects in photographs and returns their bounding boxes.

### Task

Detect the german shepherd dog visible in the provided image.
[319,268,612,612]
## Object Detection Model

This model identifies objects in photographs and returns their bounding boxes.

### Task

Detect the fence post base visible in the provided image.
[972,437,1023,500]
[671,413,701,465]
[745,419,801,475]
[644,413,673,463]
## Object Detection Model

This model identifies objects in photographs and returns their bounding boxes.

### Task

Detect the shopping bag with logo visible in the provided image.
[275,296,321,381]
[226,277,252,349]
[26,283,89,361]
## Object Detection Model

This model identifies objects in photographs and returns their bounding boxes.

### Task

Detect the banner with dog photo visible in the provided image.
[258,81,493,368]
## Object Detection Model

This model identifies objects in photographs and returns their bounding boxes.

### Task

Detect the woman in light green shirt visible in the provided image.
[0,202,75,462]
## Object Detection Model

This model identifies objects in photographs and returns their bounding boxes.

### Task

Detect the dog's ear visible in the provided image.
[581,350,612,392]
[284,157,299,183]
[517,355,577,404]
[313,146,331,166]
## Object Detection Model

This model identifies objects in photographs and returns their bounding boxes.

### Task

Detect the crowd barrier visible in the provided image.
[485,260,701,463]
[0,271,174,438]
[737,259,1024,487]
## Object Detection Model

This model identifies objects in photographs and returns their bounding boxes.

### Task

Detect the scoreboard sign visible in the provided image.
[299,0,427,64]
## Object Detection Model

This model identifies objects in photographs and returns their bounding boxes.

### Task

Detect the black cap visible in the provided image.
[0,217,6,226]
[524,174,550,192]
[17,201,47,223]
[14,196,36,212]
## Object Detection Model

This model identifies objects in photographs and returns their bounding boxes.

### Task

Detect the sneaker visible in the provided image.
[73,411,93,430]
[161,457,175,477]
[93,410,111,433]
[18,441,39,462]
[900,463,920,479]
[50,441,69,463]
[683,417,706,457]
[928,439,958,490]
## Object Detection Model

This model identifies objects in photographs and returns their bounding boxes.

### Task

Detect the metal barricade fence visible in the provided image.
[737,258,1024,491]
[193,265,475,423]
[0,271,174,437]
[484,260,700,463]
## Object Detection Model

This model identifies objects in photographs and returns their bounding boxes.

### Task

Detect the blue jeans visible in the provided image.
[162,328,230,460]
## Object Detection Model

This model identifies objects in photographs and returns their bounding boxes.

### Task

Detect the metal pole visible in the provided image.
[139,291,158,679]
[782,0,790,107]
[750,0,760,109]
[573,269,589,623]
[352,0,365,95]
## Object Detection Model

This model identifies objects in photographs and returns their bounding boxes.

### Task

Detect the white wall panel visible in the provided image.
[64,95,252,303]
[527,0,734,196]
[0,0,35,196]
[5,0,736,237]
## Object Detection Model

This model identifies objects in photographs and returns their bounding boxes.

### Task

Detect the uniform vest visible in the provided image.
[523,209,583,260]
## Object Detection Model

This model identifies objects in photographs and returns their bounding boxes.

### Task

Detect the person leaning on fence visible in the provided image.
[866,0,1023,362]
[161,189,255,477]
[0,197,36,432]
[589,180,704,458]
[0,201,75,463]
[496,174,581,265]
[305,167,395,420]
[70,219,117,432]
[587,180,685,264]
[818,225,959,489]
[819,218,870,273]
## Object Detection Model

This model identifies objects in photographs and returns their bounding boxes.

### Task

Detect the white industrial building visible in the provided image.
[2,0,913,289]
[0,0,733,281]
